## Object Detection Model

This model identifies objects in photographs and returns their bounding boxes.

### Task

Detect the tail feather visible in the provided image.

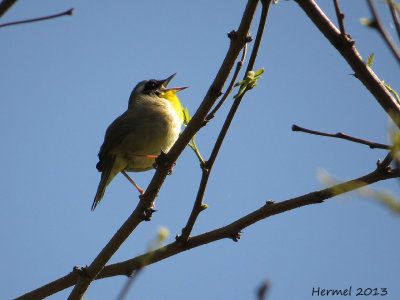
[92,155,117,211]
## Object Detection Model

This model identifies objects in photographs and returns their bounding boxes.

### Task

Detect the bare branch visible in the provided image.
[246,0,270,73]
[0,0,17,18]
[115,269,142,300]
[257,281,271,300]
[366,0,400,64]
[0,8,73,28]
[292,124,391,149]
[206,43,248,121]
[378,147,398,168]
[294,0,400,128]
[388,0,400,42]
[333,0,346,37]
[16,164,399,299]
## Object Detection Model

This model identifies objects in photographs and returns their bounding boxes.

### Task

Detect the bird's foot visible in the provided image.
[139,193,155,208]
[153,150,176,174]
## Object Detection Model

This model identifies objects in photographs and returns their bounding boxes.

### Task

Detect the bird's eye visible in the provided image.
[146,80,157,90]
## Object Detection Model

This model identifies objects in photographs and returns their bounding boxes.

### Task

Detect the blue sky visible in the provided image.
[1,1,399,299]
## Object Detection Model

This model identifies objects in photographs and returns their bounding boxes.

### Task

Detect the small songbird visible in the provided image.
[92,74,187,211]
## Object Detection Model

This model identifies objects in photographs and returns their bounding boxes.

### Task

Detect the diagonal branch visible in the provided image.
[366,0,400,64]
[0,8,73,28]
[388,0,400,41]
[293,0,400,128]
[0,0,17,18]
[292,124,391,149]
[333,0,346,37]
[16,163,400,300]
[180,0,273,242]
[67,1,261,299]
[206,42,248,121]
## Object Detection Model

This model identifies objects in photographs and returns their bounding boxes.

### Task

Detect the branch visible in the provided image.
[16,164,400,299]
[67,1,261,299]
[293,0,400,128]
[180,0,272,242]
[388,0,400,41]
[292,124,391,149]
[378,147,398,168]
[333,0,346,37]
[206,42,248,121]
[366,0,400,64]
[257,281,271,300]
[0,0,17,18]
[0,8,73,28]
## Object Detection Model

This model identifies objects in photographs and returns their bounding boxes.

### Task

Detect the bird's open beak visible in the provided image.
[163,86,188,93]
[160,73,188,93]
[161,73,177,88]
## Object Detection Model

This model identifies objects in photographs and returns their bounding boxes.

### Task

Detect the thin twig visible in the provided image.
[0,8,73,28]
[378,147,398,168]
[16,164,400,299]
[206,43,248,121]
[0,0,17,18]
[257,281,271,300]
[293,0,400,128]
[292,124,391,149]
[180,0,272,243]
[388,0,400,41]
[366,0,400,64]
[116,269,142,300]
[247,0,270,73]
[67,1,261,299]
[333,0,346,37]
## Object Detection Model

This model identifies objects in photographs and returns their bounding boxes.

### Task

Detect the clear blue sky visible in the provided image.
[1,1,399,299]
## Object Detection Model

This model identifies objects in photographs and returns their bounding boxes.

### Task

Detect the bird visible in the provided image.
[92,74,187,211]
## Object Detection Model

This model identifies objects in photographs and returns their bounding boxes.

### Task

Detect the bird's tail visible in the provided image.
[92,155,118,211]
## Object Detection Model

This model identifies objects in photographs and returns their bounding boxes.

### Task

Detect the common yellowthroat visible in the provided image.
[92,74,187,211]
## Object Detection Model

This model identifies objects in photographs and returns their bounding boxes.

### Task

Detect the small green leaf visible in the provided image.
[360,18,374,27]
[183,107,191,125]
[157,226,170,242]
[254,68,264,76]
[318,169,400,214]
[383,81,400,105]
[367,53,374,67]
[233,68,264,99]
[201,204,209,211]
[180,107,205,164]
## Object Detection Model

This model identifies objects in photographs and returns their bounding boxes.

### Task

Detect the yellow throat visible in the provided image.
[159,89,184,123]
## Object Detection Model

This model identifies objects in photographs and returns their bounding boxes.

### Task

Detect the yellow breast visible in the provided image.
[158,90,184,124]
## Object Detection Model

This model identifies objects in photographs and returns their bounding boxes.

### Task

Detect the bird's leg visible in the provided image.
[121,170,156,207]
[121,170,145,195]
[125,153,158,159]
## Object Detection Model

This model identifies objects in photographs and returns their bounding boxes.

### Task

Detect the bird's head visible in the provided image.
[129,73,187,106]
